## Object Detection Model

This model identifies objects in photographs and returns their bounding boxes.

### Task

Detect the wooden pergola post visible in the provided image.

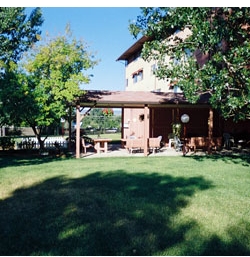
[144,105,150,156]
[121,107,124,139]
[75,105,95,159]
[208,107,213,154]
[68,105,72,152]
[76,104,81,159]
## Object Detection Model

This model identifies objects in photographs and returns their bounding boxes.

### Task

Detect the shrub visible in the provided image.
[0,137,15,150]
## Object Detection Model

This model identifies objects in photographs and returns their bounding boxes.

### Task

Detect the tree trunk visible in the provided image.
[31,125,45,150]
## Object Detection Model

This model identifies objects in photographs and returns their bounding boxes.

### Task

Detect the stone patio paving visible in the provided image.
[80,144,210,158]
[78,142,250,158]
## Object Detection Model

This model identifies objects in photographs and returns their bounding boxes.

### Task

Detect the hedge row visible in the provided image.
[0,137,15,150]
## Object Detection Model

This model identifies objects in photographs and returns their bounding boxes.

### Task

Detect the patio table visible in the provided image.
[93,138,112,154]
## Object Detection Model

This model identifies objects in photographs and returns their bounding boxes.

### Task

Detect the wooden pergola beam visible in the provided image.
[76,105,96,159]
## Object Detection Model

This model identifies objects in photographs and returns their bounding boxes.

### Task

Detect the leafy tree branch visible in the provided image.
[129,7,250,121]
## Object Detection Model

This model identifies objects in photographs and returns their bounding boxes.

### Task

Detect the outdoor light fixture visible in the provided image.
[181,114,190,124]
[181,114,190,156]
[181,114,190,137]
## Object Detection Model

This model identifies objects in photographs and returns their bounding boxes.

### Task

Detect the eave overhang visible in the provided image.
[116,35,153,61]
[72,90,211,109]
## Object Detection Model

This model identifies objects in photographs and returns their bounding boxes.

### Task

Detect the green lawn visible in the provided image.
[0,154,250,255]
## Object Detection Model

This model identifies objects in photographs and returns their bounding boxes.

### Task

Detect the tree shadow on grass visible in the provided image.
[187,153,250,167]
[0,171,249,255]
[180,220,250,256]
[0,155,71,169]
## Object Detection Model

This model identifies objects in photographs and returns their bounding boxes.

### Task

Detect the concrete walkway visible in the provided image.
[80,144,206,158]
[78,143,250,159]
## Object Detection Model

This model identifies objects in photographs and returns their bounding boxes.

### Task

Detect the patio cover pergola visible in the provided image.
[72,90,212,158]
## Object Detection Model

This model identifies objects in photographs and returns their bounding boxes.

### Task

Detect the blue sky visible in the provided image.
[34,7,141,91]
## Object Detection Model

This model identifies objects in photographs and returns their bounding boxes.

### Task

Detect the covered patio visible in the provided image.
[72,90,214,158]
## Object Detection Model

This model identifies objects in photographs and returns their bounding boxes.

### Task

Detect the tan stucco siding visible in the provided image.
[125,57,172,92]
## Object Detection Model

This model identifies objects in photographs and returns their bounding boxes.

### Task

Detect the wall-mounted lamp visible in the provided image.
[181,114,190,156]
[181,114,190,124]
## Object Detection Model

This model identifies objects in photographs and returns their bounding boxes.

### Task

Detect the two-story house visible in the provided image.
[75,27,249,158]
[116,27,250,146]
[116,28,214,144]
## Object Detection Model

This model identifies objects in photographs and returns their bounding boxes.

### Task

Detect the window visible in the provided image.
[133,74,137,83]
[170,56,180,66]
[170,49,192,66]
[169,84,182,93]
[151,64,157,75]
[132,69,143,84]
[137,70,143,81]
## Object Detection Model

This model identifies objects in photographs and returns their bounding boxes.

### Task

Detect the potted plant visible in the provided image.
[172,122,182,138]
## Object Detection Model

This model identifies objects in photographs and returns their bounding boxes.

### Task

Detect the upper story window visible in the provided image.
[170,56,180,66]
[169,84,182,93]
[151,64,157,75]
[132,69,143,84]
[170,48,192,66]
[133,74,137,83]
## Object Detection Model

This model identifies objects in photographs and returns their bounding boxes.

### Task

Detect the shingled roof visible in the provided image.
[74,90,211,108]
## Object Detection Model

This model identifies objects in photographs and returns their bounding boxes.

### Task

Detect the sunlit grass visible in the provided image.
[0,155,249,255]
[88,132,122,143]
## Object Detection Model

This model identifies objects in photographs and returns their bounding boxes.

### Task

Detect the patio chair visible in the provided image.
[174,136,183,152]
[149,135,162,154]
[223,133,234,149]
[168,133,175,149]
[81,137,93,154]
[126,138,144,154]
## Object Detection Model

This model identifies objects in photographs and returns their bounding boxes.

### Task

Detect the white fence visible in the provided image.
[17,136,68,149]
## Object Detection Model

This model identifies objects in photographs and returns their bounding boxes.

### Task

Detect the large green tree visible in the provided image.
[1,27,98,149]
[129,7,250,121]
[0,7,43,64]
[0,7,43,126]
